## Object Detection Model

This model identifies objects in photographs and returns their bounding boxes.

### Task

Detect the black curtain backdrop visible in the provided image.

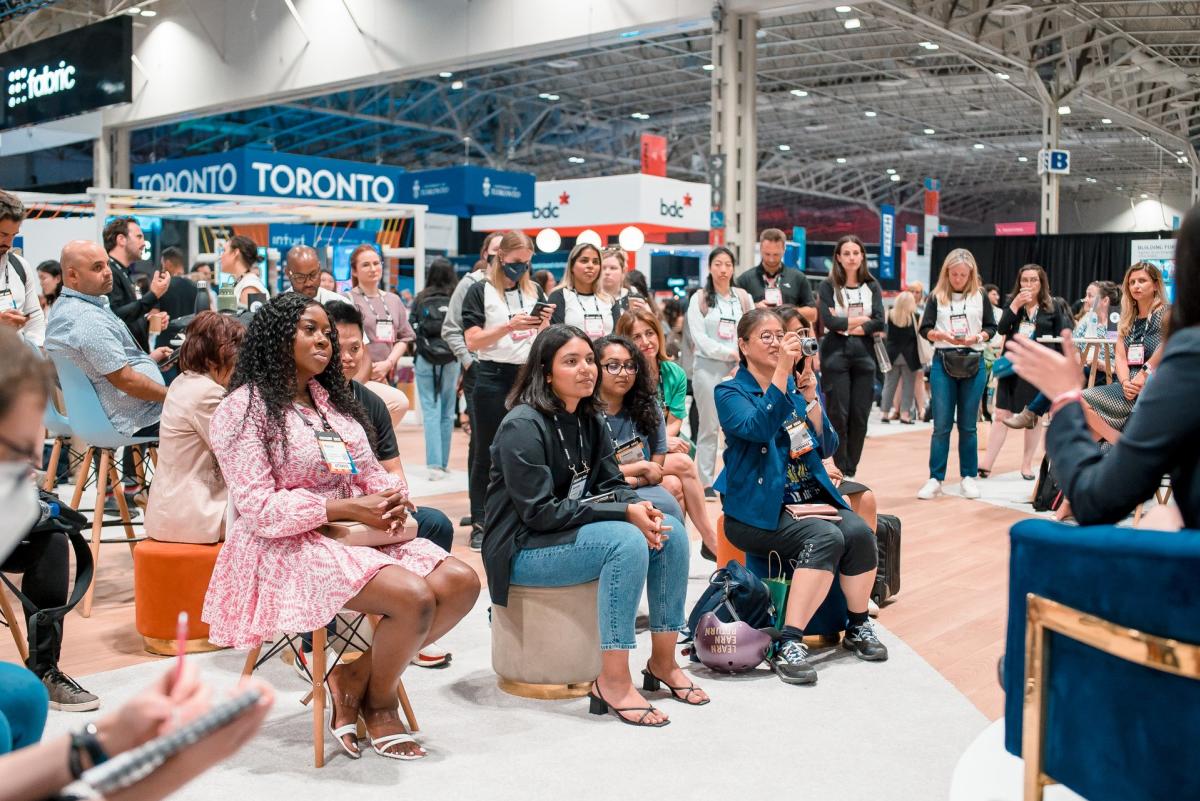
[930,230,1175,304]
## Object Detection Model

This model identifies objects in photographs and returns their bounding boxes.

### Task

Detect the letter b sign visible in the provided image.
[1038,148,1070,175]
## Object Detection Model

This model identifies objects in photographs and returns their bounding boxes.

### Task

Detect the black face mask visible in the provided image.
[502,260,530,282]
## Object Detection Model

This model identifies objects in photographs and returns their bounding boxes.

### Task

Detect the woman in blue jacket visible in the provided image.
[714,309,886,686]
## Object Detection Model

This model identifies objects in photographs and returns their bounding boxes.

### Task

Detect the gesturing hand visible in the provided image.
[1005,328,1083,400]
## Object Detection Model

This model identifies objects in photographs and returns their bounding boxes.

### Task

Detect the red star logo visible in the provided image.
[558,192,571,205]
[682,194,693,207]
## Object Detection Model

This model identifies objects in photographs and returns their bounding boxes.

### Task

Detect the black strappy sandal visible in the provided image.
[642,666,710,706]
[588,682,670,727]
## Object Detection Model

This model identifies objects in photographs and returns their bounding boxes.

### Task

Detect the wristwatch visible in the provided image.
[68,723,109,778]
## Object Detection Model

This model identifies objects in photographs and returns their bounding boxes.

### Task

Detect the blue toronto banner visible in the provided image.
[878,204,896,280]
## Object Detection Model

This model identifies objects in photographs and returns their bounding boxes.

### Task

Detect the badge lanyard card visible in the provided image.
[365,293,396,344]
[507,289,535,341]
[296,402,358,476]
[784,414,814,460]
[603,414,645,466]
[578,291,606,339]
[949,302,970,339]
[716,296,738,341]
[1018,308,1038,339]
[764,273,783,307]
[554,415,590,500]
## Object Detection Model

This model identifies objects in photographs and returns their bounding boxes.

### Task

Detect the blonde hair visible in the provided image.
[561,242,610,301]
[1118,261,1167,339]
[487,230,537,299]
[932,248,982,305]
[889,291,917,327]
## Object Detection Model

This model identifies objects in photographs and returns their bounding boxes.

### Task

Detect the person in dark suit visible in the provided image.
[103,217,169,350]
[1005,204,1200,529]
[155,247,199,321]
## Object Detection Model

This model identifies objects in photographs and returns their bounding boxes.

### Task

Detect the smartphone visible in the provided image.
[160,348,182,371]
[530,301,554,317]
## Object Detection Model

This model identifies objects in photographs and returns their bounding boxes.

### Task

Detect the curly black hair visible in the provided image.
[228,292,375,471]
[592,335,661,441]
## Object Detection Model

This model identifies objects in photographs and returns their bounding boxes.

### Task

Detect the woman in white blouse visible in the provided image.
[548,243,615,339]
[683,246,753,492]
[221,235,268,308]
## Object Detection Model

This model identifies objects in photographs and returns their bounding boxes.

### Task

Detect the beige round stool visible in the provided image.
[491,581,602,699]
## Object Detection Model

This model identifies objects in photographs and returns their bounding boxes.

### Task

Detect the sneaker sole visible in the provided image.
[49,697,101,712]
[771,663,818,685]
[843,643,889,662]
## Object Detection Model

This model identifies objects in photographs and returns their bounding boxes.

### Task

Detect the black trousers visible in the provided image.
[468,362,520,526]
[1,530,69,676]
[462,363,477,520]
[820,336,876,475]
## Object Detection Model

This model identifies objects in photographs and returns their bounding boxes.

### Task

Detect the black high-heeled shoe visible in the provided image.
[642,667,710,706]
[978,468,991,479]
[700,543,717,562]
[588,682,670,727]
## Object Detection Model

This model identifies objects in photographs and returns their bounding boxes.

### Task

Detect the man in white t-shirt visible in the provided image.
[0,190,47,347]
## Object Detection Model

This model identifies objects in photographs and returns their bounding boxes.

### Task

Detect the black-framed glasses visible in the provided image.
[756,331,786,344]
[287,269,321,286]
[602,361,639,375]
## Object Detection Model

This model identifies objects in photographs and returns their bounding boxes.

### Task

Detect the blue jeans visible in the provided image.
[510,517,689,650]
[928,352,987,481]
[0,662,48,755]
[415,356,460,470]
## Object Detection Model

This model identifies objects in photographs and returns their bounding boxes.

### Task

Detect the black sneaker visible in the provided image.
[469,526,484,552]
[843,620,889,661]
[42,668,100,712]
[771,639,817,685]
[459,515,473,527]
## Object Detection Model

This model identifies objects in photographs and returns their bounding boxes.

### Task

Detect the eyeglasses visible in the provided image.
[602,361,639,375]
[756,331,787,344]
[287,269,321,286]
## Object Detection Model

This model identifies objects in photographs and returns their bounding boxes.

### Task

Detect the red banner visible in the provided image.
[995,221,1037,236]
[640,133,667,177]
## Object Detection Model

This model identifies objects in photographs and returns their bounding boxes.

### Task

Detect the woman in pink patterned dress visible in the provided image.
[202,293,480,761]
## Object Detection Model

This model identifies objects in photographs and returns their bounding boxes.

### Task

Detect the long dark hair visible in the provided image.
[506,324,599,416]
[416,257,457,305]
[229,293,373,471]
[1171,204,1199,338]
[593,335,660,439]
[705,246,737,309]
[831,234,874,305]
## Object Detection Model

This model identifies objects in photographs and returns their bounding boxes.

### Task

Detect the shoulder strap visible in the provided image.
[735,288,753,314]
[7,252,27,285]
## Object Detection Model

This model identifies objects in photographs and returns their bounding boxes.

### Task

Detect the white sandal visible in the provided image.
[369,732,426,761]
[328,713,361,759]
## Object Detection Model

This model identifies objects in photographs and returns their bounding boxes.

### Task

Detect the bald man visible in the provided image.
[45,241,170,439]
[284,245,410,430]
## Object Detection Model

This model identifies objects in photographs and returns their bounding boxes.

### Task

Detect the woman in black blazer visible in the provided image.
[483,324,703,728]
[1005,205,1200,527]
[980,264,1072,479]
[881,290,921,423]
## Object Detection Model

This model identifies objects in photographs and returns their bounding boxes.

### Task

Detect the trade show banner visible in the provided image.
[640,134,668,177]
[1130,238,1177,302]
[923,178,940,260]
[395,165,534,216]
[995,221,1037,236]
[878,204,896,280]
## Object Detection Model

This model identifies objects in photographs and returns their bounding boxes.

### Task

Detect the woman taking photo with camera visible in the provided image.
[548,243,614,339]
[483,324,701,727]
[715,309,884,686]
[461,231,555,549]
[917,249,997,500]
[816,235,885,478]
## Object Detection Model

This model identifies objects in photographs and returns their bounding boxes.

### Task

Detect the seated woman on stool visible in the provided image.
[484,324,705,727]
[715,309,886,686]
[145,311,244,543]
[203,293,480,761]
[593,335,684,523]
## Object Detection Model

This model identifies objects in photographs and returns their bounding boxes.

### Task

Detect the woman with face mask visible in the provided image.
[461,231,555,549]
[548,243,614,339]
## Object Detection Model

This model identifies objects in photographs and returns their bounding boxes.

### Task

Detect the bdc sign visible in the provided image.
[1037,149,1071,175]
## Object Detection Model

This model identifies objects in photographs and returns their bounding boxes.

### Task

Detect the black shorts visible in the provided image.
[725,506,877,576]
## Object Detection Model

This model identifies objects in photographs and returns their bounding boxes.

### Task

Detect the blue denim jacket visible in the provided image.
[713,366,845,530]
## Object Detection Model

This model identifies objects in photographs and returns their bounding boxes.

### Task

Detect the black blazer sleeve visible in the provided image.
[919,296,939,341]
[492,415,631,540]
[1047,328,1200,528]
[863,283,885,337]
[981,296,998,340]
[548,288,567,325]
[816,280,848,333]
[996,306,1020,337]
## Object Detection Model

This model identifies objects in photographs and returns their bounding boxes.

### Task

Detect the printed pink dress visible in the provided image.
[201,380,447,649]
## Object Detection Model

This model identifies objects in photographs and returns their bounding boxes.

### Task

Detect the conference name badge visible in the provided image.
[0,290,16,312]
[1126,343,1145,366]
[568,469,590,501]
[765,287,783,306]
[785,417,814,458]
[583,313,605,338]
[949,313,969,337]
[717,317,737,340]
[614,437,644,466]
[315,431,358,475]
[375,317,396,343]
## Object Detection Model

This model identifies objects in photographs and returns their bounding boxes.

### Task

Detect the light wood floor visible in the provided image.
[0,418,1035,721]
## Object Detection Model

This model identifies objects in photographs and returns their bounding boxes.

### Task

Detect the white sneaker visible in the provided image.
[411,643,451,668]
[917,478,942,500]
[960,477,981,499]
[427,467,446,481]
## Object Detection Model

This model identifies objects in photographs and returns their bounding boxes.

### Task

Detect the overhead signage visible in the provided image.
[395,165,534,216]
[472,173,712,232]
[641,133,668,177]
[995,221,1037,236]
[1,16,132,131]
[1037,149,1070,175]
[878,205,895,280]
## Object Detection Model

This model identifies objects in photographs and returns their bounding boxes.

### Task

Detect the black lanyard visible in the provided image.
[504,288,529,314]
[553,414,588,473]
[293,393,335,432]
[357,288,390,321]
[574,290,600,314]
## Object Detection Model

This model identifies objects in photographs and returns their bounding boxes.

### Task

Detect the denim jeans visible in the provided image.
[928,351,987,481]
[415,355,460,471]
[510,516,688,650]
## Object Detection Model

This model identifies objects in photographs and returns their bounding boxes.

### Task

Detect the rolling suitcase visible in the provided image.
[872,513,901,605]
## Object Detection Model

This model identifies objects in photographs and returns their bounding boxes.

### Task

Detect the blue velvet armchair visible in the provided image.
[1003,519,1200,801]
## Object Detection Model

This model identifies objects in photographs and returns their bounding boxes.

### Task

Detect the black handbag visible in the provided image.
[941,348,981,379]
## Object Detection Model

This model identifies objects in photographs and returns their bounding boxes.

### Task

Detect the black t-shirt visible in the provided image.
[352,380,398,462]
[734,264,815,308]
[460,280,548,331]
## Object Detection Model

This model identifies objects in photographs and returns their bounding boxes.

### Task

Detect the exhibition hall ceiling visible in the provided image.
[3,1,1197,222]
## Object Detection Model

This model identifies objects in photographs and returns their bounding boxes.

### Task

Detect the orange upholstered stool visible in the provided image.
[133,540,225,655]
[715,515,746,567]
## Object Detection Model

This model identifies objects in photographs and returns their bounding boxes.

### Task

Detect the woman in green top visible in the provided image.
[618,307,718,557]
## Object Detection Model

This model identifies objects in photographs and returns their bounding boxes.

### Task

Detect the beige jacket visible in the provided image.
[144,372,227,543]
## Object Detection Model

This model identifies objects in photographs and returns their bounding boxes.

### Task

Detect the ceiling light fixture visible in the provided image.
[538,93,560,101]
[140,8,156,16]
[778,144,791,151]
[973,143,985,150]
[126,6,141,14]
[1018,156,1029,162]
[702,64,715,71]
[1101,118,1113,124]
[890,174,902,182]
[805,124,829,132]
[631,112,650,120]
[864,110,877,117]
[918,41,939,50]
[790,89,808,97]
[450,80,464,90]
[568,156,586,164]
[1141,193,1149,199]
[439,71,453,78]
[836,157,847,164]
[1086,177,1098,183]
[835,5,852,12]
[547,59,581,69]
[844,18,861,29]
[924,127,936,134]
[996,72,1010,80]
[1057,105,1071,115]
[886,168,896,174]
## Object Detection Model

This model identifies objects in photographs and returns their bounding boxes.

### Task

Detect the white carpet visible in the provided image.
[49,554,987,801]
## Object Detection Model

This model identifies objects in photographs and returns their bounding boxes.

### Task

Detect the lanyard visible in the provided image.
[293,399,335,432]
[552,414,588,473]
[716,294,738,317]
[763,270,778,288]
[504,288,530,314]
[574,290,600,314]
[356,288,390,320]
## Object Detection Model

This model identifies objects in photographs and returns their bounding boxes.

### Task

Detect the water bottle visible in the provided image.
[1084,311,1098,339]
[194,280,211,313]
[216,283,236,313]
[873,332,893,373]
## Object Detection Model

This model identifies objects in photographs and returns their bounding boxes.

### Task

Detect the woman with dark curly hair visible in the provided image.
[201,293,480,761]
[594,335,683,522]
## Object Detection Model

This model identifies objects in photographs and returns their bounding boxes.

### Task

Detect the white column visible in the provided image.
[1040,101,1060,234]
[112,128,131,189]
[711,10,758,269]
